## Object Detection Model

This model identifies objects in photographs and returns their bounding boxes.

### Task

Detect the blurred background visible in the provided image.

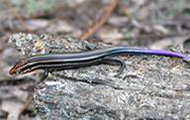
[0,0,190,119]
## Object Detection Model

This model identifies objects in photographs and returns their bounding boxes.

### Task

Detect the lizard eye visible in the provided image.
[16,71,20,75]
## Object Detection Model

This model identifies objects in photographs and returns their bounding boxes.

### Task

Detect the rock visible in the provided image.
[9,33,190,120]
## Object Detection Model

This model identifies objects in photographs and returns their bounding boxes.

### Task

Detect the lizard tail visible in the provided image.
[183,55,190,62]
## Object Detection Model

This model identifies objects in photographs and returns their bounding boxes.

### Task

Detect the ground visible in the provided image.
[0,0,190,120]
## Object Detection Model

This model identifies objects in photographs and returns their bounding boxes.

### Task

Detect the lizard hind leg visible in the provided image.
[102,57,126,77]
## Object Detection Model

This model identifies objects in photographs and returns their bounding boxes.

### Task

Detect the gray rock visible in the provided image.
[9,33,190,120]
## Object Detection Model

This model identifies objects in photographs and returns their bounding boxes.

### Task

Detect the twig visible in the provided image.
[120,1,131,21]
[79,0,121,40]
[19,94,33,118]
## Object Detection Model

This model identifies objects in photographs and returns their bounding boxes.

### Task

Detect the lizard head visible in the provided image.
[9,58,28,75]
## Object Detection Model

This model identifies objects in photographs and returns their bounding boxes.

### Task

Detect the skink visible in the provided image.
[9,47,190,78]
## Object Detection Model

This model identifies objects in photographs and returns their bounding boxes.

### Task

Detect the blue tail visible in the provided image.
[183,55,190,62]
